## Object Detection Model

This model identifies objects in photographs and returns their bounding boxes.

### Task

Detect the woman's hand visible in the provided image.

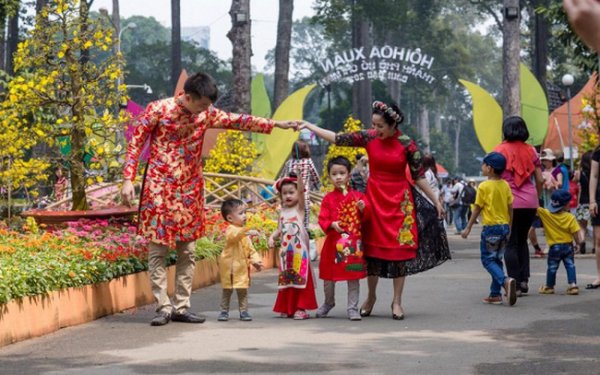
[591,202,598,217]
[331,221,344,233]
[357,200,366,212]
[435,201,445,219]
[275,120,300,130]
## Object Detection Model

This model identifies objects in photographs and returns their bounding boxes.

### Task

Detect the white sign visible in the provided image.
[317,45,437,87]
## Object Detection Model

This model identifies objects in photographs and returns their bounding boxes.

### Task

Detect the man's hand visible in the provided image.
[121,179,135,207]
[275,120,300,131]
[564,0,600,52]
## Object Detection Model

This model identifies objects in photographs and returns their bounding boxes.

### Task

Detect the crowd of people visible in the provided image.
[119,74,599,325]
[118,0,600,326]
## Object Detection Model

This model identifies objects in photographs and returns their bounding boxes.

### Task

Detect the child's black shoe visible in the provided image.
[240,311,252,321]
[218,311,229,321]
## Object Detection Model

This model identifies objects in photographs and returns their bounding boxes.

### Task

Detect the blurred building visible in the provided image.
[182,26,210,49]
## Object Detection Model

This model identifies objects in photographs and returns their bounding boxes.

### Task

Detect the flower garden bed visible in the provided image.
[0,204,319,346]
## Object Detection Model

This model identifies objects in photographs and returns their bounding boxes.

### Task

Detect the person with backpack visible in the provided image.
[450,178,468,235]
[463,179,478,221]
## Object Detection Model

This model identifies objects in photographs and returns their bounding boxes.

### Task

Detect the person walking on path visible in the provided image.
[494,116,542,295]
[269,169,318,319]
[316,156,368,321]
[574,151,593,254]
[301,100,449,320]
[461,152,517,306]
[450,178,467,235]
[121,72,298,326]
[537,190,582,296]
[217,199,264,322]
[586,146,600,289]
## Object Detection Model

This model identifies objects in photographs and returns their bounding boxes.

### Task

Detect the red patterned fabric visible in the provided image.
[318,188,368,281]
[124,94,274,247]
[335,129,423,261]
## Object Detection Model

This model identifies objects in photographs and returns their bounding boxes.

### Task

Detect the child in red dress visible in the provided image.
[269,168,318,319]
[316,156,368,320]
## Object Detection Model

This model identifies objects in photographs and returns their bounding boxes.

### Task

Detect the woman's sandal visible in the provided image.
[359,299,376,317]
[391,303,404,320]
[585,283,600,289]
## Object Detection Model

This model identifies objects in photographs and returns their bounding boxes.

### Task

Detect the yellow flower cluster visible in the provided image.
[320,116,367,191]
[0,0,128,206]
[578,87,600,154]
[204,131,259,195]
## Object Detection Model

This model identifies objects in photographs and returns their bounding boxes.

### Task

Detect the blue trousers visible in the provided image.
[480,224,510,297]
[546,243,577,287]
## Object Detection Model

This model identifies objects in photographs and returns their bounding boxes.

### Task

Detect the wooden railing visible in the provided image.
[43,173,323,211]
[203,173,323,208]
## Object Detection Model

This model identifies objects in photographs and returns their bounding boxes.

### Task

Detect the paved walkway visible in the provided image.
[1,226,600,374]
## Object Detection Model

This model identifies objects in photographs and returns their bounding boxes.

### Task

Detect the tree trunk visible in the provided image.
[273,0,294,110]
[351,1,372,127]
[385,31,401,105]
[68,0,92,210]
[454,122,461,171]
[419,107,430,153]
[502,0,521,116]
[35,0,47,13]
[6,2,19,75]
[434,112,442,132]
[0,6,6,72]
[171,0,182,91]
[70,127,89,210]
[531,0,549,93]
[227,0,252,114]
[112,0,121,54]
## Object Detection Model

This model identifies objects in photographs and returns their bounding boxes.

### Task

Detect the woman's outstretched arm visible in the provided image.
[301,122,336,143]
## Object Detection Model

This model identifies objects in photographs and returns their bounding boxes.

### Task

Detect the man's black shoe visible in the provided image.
[171,311,206,323]
[150,311,171,326]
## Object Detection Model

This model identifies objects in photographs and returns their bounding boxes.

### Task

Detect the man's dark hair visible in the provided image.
[502,116,529,142]
[183,72,219,102]
[221,198,244,220]
[327,156,352,173]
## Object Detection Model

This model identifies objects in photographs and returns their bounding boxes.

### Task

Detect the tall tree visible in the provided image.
[1,0,127,210]
[350,0,372,127]
[35,0,46,13]
[5,0,20,75]
[227,0,252,113]
[273,0,294,109]
[170,0,181,90]
[502,0,521,116]
[528,0,550,89]
[112,0,120,53]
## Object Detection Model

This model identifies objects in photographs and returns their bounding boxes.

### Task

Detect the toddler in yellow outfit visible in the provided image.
[218,199,263,321]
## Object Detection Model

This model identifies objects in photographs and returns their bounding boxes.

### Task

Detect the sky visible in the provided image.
[90,0,317,71]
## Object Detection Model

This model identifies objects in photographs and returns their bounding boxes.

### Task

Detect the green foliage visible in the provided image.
[538,3,598,74]
[120,15,232,105]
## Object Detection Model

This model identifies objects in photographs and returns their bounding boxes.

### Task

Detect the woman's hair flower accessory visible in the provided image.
[372,101,403,125]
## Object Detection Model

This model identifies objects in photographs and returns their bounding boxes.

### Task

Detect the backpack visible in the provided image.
[460,185,477,205]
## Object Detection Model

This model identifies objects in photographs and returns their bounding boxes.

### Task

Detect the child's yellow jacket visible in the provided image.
[218,225,262,289]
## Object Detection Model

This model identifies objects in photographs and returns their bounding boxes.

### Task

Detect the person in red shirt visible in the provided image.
[302,101,449,320]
